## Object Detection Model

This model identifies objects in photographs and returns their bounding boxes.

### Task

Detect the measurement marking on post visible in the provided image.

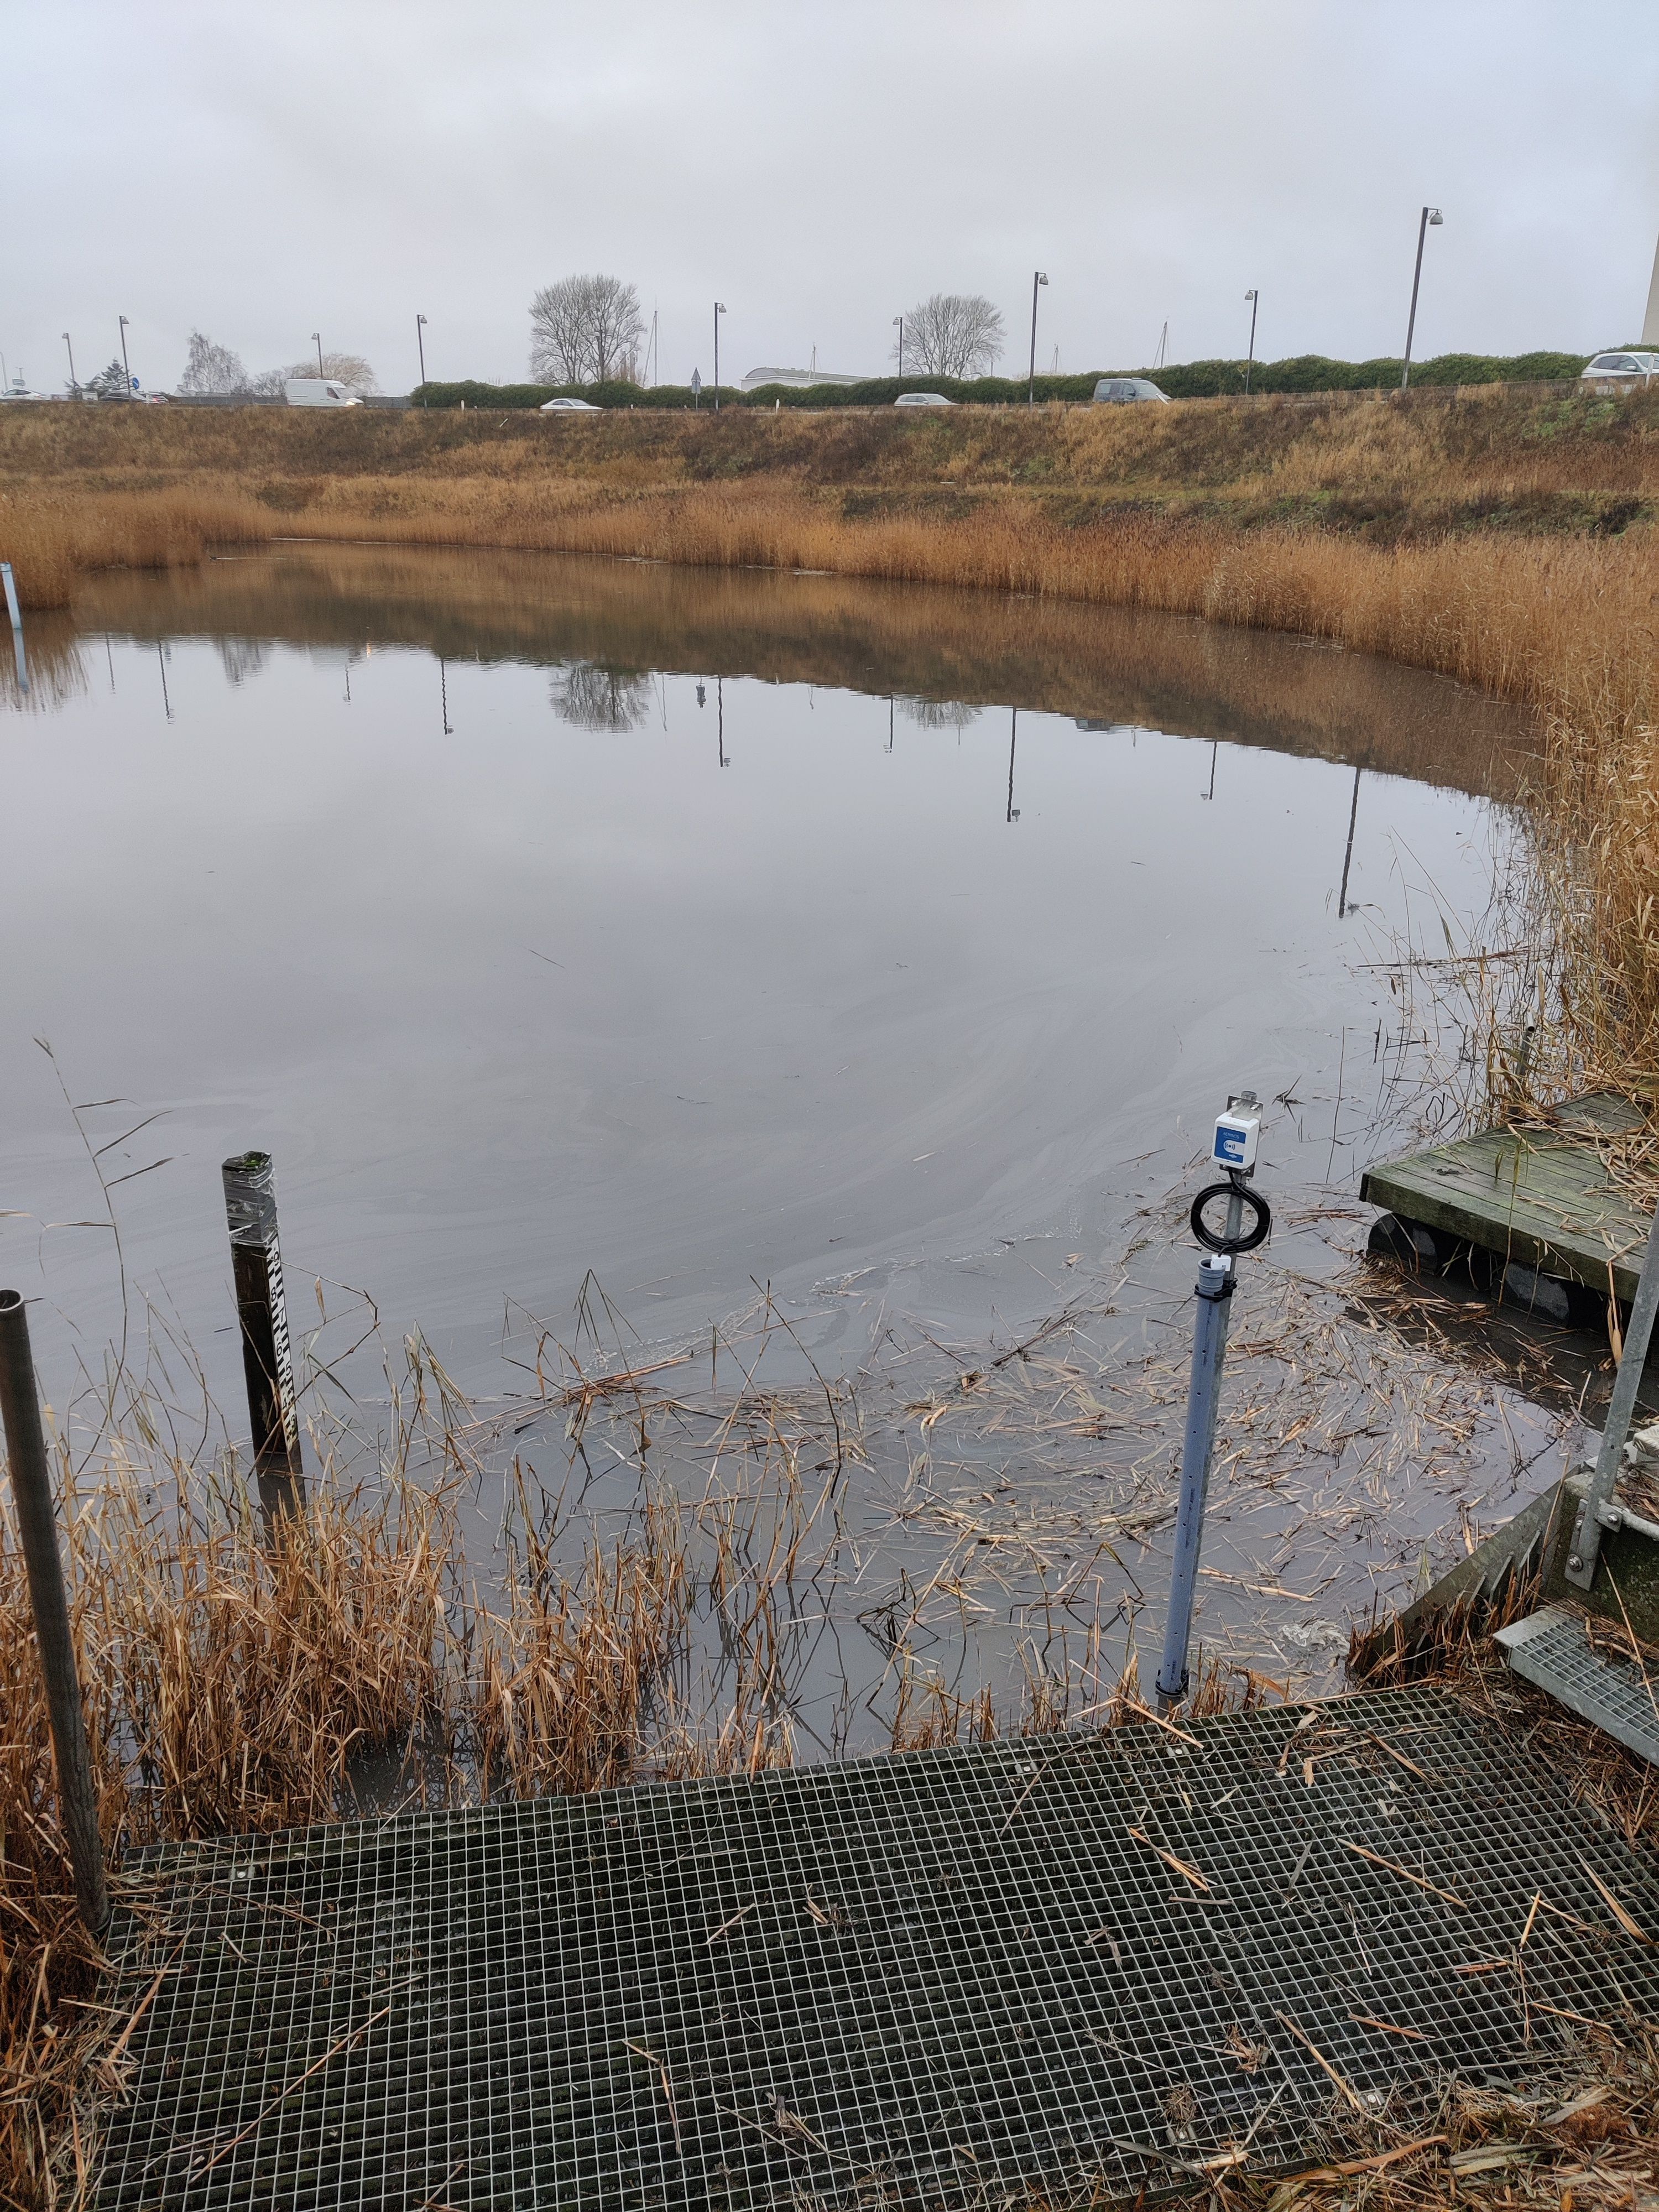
[222,1151,304,1518]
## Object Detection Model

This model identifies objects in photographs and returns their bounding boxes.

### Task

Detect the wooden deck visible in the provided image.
[1359,1093,1652,1303]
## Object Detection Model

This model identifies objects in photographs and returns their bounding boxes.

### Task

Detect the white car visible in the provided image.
[540,395,602,411]
[1581,351,1658,382]
[1093,377,1170,404]
[894,390,953,408]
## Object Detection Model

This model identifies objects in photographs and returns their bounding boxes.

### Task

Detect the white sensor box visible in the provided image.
[1212,1110,1260,1173]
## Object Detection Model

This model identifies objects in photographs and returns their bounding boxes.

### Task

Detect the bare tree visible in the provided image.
[892,293,1005,378]
[551,662,652,731]
[529,274,645,385]
[178,331,249,394]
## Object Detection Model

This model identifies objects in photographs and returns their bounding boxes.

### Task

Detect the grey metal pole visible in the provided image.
[416,313,427,389]
[0,1290,109,1934]
[1155,1254,1236,1709]
[1027,272,1047,405]
[1244,290,1259,394]
[1567,1193,1659,1589]
[2,561,28,694]
[222,1152,305,1518]
[1401,207,1436,390]
[118,314,132,397]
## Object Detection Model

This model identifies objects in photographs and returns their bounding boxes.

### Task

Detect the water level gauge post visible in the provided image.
[1156,1090,1272,1712]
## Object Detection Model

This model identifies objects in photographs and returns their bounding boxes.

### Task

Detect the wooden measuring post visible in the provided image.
[221,1152,305,1517]
[0,1290,109,1934]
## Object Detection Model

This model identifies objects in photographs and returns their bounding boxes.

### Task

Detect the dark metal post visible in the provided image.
[313,331,324,378]
[1155,1255,1236,1709]
[1006,707,1019,822]
[222,1152,304,1517]
[1244,290,1259,394]
[62,331,77,392]
[713,302,726,410]
[0,1290,109,1934]
[416,312,427,391]
[118,314,132,397]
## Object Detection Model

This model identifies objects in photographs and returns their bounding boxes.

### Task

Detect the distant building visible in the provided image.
[738,365,863,392]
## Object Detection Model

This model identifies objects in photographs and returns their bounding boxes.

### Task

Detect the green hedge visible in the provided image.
[411,352,1594,412]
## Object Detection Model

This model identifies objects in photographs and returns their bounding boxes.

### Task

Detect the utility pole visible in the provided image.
[1027,272,1048,405]
[1400,207,1443,389]
[62,332,77,393]
[893,314,903,377]
[1243,290,1259,394]
[117,314,132,397]
[713,302,726,410]
[415,313,427,390]
[312,332,324,377]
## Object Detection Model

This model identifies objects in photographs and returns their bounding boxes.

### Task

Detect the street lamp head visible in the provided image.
[118,315,129,328]
[1245,289,1258,302]
[417,313,427,326]
[1427,208,1443,226]
[714,301,726,314]
[1036,272,1048,286]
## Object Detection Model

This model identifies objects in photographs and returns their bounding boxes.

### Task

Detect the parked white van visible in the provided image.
[284,379,361,408]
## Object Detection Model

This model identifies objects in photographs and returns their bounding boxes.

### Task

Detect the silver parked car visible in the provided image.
[1092,377,1170,404]
[1581,351,1658,382]
[894,390,953,408]
[540,395,602,411]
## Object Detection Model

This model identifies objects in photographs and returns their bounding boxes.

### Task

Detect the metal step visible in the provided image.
[1495,1605,1659,1764]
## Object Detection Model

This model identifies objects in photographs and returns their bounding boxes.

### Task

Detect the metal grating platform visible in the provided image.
[1496,1606,1659,1765]
[97,1688,1659,2211]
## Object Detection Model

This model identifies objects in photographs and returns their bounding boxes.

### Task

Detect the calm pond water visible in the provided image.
[1,545,1551,1729]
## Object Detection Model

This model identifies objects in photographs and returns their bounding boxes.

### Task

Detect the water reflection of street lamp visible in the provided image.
[1337,765,1363,915]
[887,697,894,753]
[1006,708,1020,822]
[1027,273,1048,406]
[1243,291,1259,394]
[713,302,726,411]
[1400,208,1443,390]
[1202,739,1218,799]
[717,675,728,767]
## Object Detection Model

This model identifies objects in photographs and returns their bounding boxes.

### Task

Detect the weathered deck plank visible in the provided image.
[1360,1093,1650,1301]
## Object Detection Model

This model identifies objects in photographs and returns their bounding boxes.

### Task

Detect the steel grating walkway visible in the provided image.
[98,1688,1659,2211]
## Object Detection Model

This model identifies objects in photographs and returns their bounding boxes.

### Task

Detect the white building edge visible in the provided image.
[739,365,864,392]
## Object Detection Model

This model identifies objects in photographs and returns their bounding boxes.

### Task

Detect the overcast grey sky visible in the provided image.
[7,1,1657,394]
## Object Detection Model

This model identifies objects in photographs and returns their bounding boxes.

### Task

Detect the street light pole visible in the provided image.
[415,312,427,391]
[62,333,76,393]
[1243,290,1259,395]
[713,302,726,410]
[117,314,132,397]
[1400,207,1443,390]
[893,314,903,377]
[312,331,324,377]
[1027,272,1048,406]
